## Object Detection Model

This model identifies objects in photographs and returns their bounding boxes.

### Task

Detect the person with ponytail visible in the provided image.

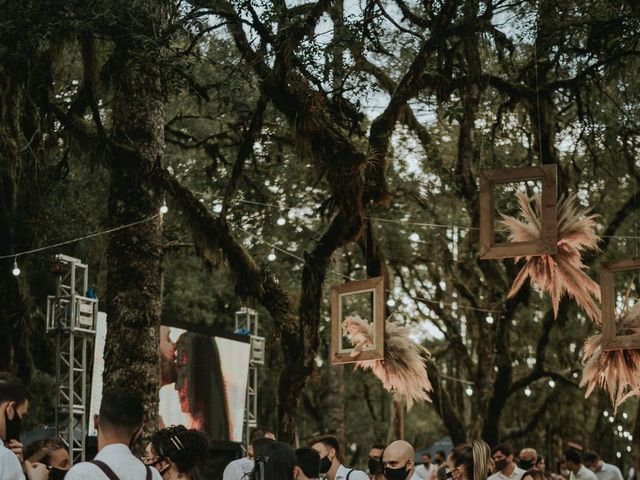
[450,441,492,480]
[144,425,208,480]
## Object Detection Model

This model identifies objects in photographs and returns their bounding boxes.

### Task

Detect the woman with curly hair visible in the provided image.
[144,425,208,480]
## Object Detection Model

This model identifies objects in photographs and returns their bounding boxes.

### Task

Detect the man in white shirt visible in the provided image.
[66,389,163,480]
[488,444,526,480]
[222,427,275,480]
[382,440,420,480]
[583,452,624,480]
[415,452,435,480]
[0,372,48,480]
[564,449,598,480]
[309,434,369,480]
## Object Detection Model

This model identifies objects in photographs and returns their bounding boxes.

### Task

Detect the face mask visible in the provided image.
[5,406,21,441]
[494,460,508,472]
[519,460,534,470]
[561,470,570,477]
[49,467,68,480]
[320,456,332,474]
[369,458,384,475]
[384,464,409,480]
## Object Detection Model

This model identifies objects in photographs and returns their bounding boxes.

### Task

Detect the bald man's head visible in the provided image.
[383,441,415,480]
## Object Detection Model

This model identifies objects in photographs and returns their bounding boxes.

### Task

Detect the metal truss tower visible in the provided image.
[46,254,98,465]
[235,307,265,442]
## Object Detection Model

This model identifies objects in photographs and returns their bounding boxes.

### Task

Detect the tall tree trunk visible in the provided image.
[0,71,30,380]
[102,2,168,433]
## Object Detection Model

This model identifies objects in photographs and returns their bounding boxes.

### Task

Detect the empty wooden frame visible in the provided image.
[601,259,640,351]
[479,164,558,259]
[330,276,385,364]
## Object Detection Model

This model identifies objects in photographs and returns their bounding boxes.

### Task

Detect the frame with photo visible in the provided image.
[330,276,385,364]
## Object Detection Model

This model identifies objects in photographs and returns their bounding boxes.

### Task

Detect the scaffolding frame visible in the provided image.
[46,254,97,466]
[235,307,265,443]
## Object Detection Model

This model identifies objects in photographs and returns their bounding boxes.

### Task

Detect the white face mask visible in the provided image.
[561,470,570,477]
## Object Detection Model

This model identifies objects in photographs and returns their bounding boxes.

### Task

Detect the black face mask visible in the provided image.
[384,464,409,480]
[369,458,384,475]
[518,460,534,471]
[5,407,21,441]
[320,456,332,474]
[49,467,68,480]
[494,460,508,472]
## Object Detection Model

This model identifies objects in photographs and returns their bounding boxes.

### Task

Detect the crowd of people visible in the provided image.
[0,372,629,480]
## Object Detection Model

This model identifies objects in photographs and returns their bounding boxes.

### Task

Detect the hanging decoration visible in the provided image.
[479,165,558,260]
[330,277,385,364]
[581,259,640,410]
[502,192,601,322]
[342,314,432,409]
[581,303,640,410]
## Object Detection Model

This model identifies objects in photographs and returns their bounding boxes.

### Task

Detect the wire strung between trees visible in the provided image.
[237,226,502,315]
[0,214,162,260]
[204,193,640,240]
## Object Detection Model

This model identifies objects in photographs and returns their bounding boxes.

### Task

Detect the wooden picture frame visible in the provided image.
[479,164,558,260]
[601,259,640,351]
[330,276,385,364]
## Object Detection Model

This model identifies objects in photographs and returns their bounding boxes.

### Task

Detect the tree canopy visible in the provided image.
[1,0,640,472]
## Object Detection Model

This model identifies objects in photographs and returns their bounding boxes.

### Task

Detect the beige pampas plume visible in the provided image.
[341,315,432,409]
[581,302,640,410]
[500,192,601,322]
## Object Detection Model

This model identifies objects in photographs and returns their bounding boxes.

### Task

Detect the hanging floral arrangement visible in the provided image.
[501,192,601,322]
[581,301,640,410]
[341,314,432,408]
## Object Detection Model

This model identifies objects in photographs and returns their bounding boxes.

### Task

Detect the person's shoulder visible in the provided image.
[349,468,370,480]
[0,445,23,479]
[65,461,104,479]
[604,464,623,474]
[488,471,501,480]
[150,466,164,480]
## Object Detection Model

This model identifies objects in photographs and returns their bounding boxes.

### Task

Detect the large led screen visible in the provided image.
[90,318,251,443]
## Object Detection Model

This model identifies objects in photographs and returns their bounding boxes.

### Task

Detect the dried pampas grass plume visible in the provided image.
[581,302,640,410]
[501,192,601,322]
[341,314,432,409]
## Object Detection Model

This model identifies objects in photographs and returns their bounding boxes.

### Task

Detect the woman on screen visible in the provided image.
[175,331,231,441]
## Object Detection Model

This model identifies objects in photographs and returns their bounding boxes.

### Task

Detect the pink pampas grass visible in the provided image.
[501,192,601,322]
[342,315,432,408]
[581,302,640,410]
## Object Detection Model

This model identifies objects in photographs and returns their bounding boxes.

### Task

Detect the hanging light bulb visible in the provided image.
[387,298,396,307]
[604,410,609,417]
[160,198,168,214]
[524,387,532,397]
[267,250,276,261]
[277,217,286,226]
[609,416,615,423]
[12,257,20,276]
[465,386,473,396]
[548,379,556,388]
[485,314,494,325]
[409,231,420,242]
[623,412,628,420]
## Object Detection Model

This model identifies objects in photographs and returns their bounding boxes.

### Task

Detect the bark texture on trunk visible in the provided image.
[102,2,168,433]
[0,71,30,379]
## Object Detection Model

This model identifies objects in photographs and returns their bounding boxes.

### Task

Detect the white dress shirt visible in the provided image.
[416,464,436,480]
[0,442,24,480]
[488,466,526,480]
[223,457,254,480]
[571,465,599,480]
[66,443,163,480]
[594,463,624,480]
[336,464,370,480]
